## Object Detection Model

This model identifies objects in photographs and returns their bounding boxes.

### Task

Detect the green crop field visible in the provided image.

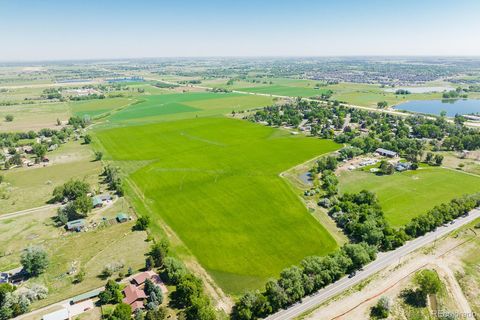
[69,97,134,118]
[239,85,329,97]
[106,92,273,124]
[199,77,331,97]
[96,117,340,293]
[338,167,480,226]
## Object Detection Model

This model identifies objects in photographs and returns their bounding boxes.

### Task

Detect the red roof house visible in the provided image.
[131,270,156,286]
[122,284,147,310]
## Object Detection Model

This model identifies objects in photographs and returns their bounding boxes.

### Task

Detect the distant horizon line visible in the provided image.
[2,54,480,64]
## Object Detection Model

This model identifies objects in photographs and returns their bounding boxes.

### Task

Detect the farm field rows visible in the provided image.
[96,116,340,293]
[105,92,273,125]
[338,167,480,226]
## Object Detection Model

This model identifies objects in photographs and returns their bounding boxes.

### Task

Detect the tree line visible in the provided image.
[231,242,377,319]
[231,191,480,320]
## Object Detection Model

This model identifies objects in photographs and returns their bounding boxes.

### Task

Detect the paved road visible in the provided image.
[266,209,480,320]
[0,204,59,221]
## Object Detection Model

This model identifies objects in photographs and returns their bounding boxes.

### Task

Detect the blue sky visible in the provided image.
[1,0,479,61]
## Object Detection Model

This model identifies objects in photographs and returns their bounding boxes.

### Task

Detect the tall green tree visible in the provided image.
[20,246,49,276]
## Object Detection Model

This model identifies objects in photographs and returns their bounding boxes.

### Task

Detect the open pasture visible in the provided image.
[96,117,340,293]
[338,167,480,226]
[0,102,70,132]
[239,85,329,97]
[328,82,442,108]
[68,97,134,118]
[0,141,101,214]
[201,77,332,98]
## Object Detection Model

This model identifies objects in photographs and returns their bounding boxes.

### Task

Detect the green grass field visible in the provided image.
[96,117,340,293]
[0,102,70,132]
[106,92,273,124]
[238,85,329,97]
[0,141,101,214]
[328,82,443,108]
[32,221,148,308]
[200,78,442,106]
[338,167,480,226]
[69,97,134,118]
[200,77,332,98]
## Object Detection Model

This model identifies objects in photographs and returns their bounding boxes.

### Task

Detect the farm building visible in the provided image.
[66,219,86,232]
[92,194,112,208]
[92,196,103,208]
[116,213,129,223]
[70,288,102,304]
[42,308,69,320]
[375,148,398,158]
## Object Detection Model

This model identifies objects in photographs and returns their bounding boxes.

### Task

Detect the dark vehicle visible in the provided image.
[348,271,356,278]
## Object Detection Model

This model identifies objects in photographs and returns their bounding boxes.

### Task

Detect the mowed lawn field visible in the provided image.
[338,167,480,226]
[96,117,340,293]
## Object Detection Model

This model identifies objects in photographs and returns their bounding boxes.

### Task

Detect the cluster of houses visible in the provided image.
[66,213,130,232]
[63,88,100,97]
[65,193,131,232]
[345,148,414,173]
[1,135,58,169]
[40,271,163,320]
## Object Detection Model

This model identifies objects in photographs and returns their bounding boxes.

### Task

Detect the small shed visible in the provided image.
[116,213,129,223]
[92,196,103,208]
[66,219,86,232]
[70,288,103,304]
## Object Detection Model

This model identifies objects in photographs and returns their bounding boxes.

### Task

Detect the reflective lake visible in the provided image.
[384,86,453,93]
[394,99,480,117]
